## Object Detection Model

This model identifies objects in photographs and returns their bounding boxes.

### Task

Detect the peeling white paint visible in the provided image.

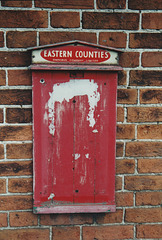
[92,129,98,133]
[74,153,80,160]
[85,153,89,159]
[45,79,100,136]
[48,193,55,200]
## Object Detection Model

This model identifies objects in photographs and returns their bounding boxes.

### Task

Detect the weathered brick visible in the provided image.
[0,32,4,48]
[117,124,135,139]
[130,33,162,49]
[1,0,32,7]
[0,126,32,141]
[0,90,32,105]
[117,89,137,104]
[97,0,126,9]
[0,10,48,28]
[0,70,6,86]
[6,108,32,123]
[128,0,162,10]
[95,209,123,224]
[142,13,162,30]
[51,12,80,28]
[7,143,33,159]
[99,32,127,48]
[116,192,134,207]
[41,213,93,226]
[116,142,124,157]
[52,226,80,240]
[126,142,162,157]
[129,70,162,86]
[39,32,97,45]
[0,229,49,240]
[117,107,124,122]
[0,160,32,176]
[82,13,139,30]
[0,144,4,159]
[125,176,162,190]
[119,52,139,68]
[8,70,32,86]
[0,52,30,67]
[0,213,7,227]
[7,31,37,48]
[125,208,162,223]
[127,107,162,122]
[9,212,38,227]
[137,124,162,139]
[83,225,134,240]
[0,195,32,210]
[136,192,162,206]
[115,176,122,190]
[8,178,32,193]
[142,52,162,67]
[118,71,127,86]
[0,109,3,123]
[137,224,162,239]
[138,158,162,173]
[116,159,135,174]
[0,179,6,193]
[35,0,94,9]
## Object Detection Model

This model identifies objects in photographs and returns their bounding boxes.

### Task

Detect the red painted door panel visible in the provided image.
[33,71,117,213]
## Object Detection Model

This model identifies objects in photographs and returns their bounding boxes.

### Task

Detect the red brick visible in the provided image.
[126,142,162,157]
[1,0,32,7]
[82,12,139,30]
[125,176,162,190]
[83,225,134,240]
[39,32,97,45]
[142,13,162,30]
[8,70,32,86]
[118,71,127,86]
[119,52,139,68]
[99,32,127,48]
[0,89,31,105]
[136,192,162,206]
[128,0,162,10]
[0,70,6,86]
[97,0,126,9]
[130,33,162,49]
[0,52,30,67]
[7,144,32,159]
[0,195,32,210]
[140,89,162,104]
[52,226,80,240]
[0,213,7,227]
[0,160,32,176]
[10,212,38,227]
[0,32,4,48]
[137,224,162,238]
[115,176,122,190]
[8,178,32,193]
[51,12,80,28]
[0,229,49,240]
[137,124,162,139]
[129,70,162,86]
[35,0,94,9]
[6,31,37,48]
[127,107,162,122]
[142,52,162,67]
[117,124,135,139]
[117,107,124,122]
[116,192,134,207]
[0,144,4,159]
[0,109,3,123]
[116,142,124,157]
[6,108,32,123]
[125,208,162,223]
[40,213,93,225]
[0,10,48,28]
[95,209,123,224]
[138,158,162,173]
[117,89,137,104]
[116,159,135,174]
[0,179,6,193]
[0,125,32,141]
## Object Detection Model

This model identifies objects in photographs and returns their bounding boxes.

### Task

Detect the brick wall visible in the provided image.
[0,0,162,239]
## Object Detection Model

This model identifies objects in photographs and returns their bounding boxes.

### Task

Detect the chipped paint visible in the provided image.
[45,79,100,136]
[74,153,80,160]
[48,193,55,200]
[92,129,98,133]
[85,153,89,159]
